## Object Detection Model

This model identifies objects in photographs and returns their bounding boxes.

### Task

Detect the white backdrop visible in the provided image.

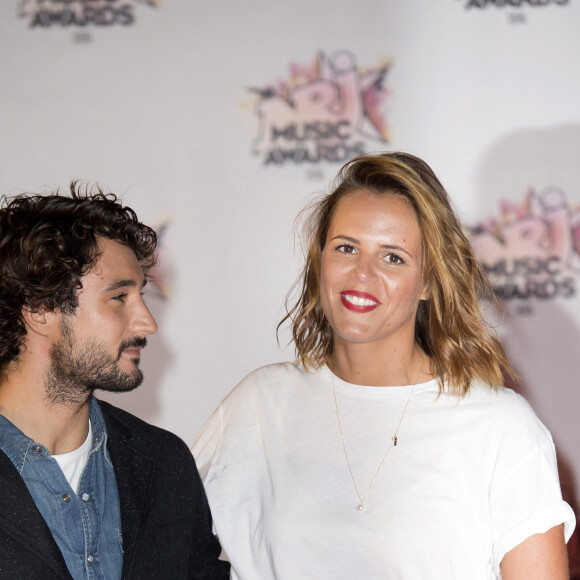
[2,0,580,564]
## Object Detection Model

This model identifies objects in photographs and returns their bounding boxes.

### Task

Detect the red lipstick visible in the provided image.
[340,290,380,313]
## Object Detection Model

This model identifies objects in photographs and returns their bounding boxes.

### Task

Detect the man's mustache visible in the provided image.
[117,337,147,358]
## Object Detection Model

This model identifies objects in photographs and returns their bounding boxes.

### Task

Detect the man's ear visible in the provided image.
[22,307,60,337]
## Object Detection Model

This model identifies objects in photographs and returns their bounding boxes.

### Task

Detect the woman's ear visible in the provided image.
[420,281,431,301]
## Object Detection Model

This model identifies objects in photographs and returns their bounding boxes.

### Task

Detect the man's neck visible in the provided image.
[0,370,91,455]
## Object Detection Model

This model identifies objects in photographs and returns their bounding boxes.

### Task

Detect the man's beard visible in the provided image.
[45,316,147,406]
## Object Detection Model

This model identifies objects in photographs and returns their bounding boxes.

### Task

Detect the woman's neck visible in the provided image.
[330,341,433,386]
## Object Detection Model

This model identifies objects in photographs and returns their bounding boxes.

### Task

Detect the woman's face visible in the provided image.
[320,190,428,351]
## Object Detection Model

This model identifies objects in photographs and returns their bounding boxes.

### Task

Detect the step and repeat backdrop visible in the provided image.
[2,0,580,567]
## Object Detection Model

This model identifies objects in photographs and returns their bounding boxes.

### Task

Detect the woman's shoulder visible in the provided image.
[220,361,321,407]
[240,360,305,381]
[464,381,553,445]
[232,361,321,391]
[467,381,537,412]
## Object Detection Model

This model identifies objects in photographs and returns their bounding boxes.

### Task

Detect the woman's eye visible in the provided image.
[336,244,356,254]
[385,253,404,265]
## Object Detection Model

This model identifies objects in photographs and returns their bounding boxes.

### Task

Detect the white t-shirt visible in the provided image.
[192,362,575,580]
[53,420,92,493]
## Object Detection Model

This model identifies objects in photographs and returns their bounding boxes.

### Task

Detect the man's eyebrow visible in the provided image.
[104,279,147,292]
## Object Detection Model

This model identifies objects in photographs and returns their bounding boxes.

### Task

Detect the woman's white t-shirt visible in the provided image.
[192,363,575,580]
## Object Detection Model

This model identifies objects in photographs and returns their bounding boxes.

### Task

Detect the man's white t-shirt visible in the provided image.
[193,362,575,580]
[53,420,92,493]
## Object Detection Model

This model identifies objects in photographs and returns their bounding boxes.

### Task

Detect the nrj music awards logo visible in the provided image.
[18,0,158,28]
[249,50,391,166]
[148,220,171,300]
[458,0,568,8]
[470,187,580,302]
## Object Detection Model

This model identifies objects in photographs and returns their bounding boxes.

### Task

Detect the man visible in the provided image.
[0,184,228,579]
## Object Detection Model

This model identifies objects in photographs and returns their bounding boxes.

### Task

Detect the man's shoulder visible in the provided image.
[96,399,190,459]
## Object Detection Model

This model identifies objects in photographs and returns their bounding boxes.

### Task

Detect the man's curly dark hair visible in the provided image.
[0,181,157,377]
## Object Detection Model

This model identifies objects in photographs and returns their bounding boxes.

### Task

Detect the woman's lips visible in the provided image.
[340,290,380,313]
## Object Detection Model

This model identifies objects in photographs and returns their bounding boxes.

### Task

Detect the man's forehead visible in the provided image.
[84,238,146,287]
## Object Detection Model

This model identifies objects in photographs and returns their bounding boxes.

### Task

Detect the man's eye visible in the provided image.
[113,294,127,302]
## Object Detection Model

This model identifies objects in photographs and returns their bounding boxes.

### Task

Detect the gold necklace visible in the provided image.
[331,373,416,511]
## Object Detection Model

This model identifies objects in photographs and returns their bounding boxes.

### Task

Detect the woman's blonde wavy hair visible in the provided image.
[279,151,514,396]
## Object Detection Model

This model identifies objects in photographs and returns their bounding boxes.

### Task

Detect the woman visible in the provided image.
[193,152,575,579]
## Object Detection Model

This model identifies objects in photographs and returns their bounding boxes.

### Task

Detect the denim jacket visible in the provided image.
[0,399,229,579]
[0,398,122,580]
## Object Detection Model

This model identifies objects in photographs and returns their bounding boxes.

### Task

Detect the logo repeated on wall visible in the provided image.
[18,0,158,28]
[249,50,391,166]
[148,220,171,300]
[457,0,570,22]
[459,0,569,8]
[470,187,580,304]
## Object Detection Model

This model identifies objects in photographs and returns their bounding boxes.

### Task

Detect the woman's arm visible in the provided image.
[500,524,569,580]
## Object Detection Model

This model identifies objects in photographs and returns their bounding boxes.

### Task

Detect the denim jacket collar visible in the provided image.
[0,396,108,470]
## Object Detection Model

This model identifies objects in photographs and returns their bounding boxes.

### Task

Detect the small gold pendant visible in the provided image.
[357,504,364,511]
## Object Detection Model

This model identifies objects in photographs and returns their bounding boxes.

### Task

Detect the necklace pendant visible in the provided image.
[332,375,415,514]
